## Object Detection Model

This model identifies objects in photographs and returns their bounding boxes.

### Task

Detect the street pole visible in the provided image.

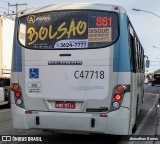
[133,8,160,19]
[16,3,18,14]
[153,46,160,49]
[8,3,9,15]
[9,3,27,15]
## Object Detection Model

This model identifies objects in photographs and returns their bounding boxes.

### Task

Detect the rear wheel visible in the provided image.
[7,96,11,108]
[132,101,138,133]
[132,120,137,133]
[5,88,11,108]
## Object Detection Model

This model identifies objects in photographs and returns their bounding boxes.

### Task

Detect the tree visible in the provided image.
[154,69,160,73]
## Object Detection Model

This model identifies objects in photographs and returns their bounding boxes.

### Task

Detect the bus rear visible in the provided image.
[11,3,131,135]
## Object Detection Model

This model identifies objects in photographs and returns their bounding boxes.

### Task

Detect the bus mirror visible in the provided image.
[146,60,150,68]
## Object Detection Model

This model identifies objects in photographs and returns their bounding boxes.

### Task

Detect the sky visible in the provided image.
[0,0,160,73]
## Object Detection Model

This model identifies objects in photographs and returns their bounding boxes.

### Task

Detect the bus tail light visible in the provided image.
[14,91,21,98]
[25,110,32,114]
[114,94,122,101]
[110,84,129,112]
[12,83,20,91]
[11,83,24,108]
[100,113,108,117]
[16,99,23,105]
[112,102,120,109]
[116,85,125,93]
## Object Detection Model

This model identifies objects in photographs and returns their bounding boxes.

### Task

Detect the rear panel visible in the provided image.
[17,9,120,112]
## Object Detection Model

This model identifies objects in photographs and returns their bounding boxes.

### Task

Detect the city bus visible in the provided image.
[11,3,145,135]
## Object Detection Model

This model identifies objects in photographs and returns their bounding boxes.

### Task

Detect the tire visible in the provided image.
[7,97,11,108]
[132,101,138,133]
[132,121,137,134]
[6,89,11,108]
[152,83,154,86]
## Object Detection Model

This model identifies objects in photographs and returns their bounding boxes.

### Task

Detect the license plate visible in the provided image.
[55,101,75,109]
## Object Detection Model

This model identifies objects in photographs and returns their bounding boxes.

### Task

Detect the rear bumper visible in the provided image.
[11,104,130,135]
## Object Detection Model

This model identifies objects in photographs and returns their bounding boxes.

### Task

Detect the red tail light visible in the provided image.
[12,84,19,91]
[15,91,21,98]
[100,114,108,117]
[114,94,122,101]
[25,110,32,114]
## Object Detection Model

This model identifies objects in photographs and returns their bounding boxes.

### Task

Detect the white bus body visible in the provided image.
[11,3,144,135]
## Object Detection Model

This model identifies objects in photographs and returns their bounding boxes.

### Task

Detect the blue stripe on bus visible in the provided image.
[113,13,130,72]
[113,41,120,72]
[12,18,22,72]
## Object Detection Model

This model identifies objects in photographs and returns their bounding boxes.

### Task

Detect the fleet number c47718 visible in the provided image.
[74,70,104,79]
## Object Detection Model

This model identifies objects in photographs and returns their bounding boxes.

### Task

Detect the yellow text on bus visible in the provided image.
[27,20,87,45]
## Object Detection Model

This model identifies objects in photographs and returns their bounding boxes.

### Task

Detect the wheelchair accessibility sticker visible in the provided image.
[29,68,39,78]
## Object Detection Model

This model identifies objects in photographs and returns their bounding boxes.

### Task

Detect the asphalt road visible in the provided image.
[0,84,159,144]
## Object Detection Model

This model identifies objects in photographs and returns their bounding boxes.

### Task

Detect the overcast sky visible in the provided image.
[1,0,160,72]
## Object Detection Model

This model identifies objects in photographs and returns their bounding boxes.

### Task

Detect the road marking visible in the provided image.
[128,93,159,144]
[145,93,159,95]
[134,94,158,135]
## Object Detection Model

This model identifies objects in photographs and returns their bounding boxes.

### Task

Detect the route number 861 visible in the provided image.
[96,17,112,27]
[74,70,104,79]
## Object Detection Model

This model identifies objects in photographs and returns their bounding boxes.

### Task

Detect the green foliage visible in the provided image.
[154,69,160,73]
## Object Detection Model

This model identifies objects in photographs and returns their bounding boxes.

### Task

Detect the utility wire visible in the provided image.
[0,7,14,13]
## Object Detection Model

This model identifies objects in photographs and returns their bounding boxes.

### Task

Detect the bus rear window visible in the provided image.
[18,10,119,49]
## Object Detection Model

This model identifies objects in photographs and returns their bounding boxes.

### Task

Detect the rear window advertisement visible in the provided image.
[18,10,119,49]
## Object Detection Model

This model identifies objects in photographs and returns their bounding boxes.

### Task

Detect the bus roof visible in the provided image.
[18,3,127,17]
